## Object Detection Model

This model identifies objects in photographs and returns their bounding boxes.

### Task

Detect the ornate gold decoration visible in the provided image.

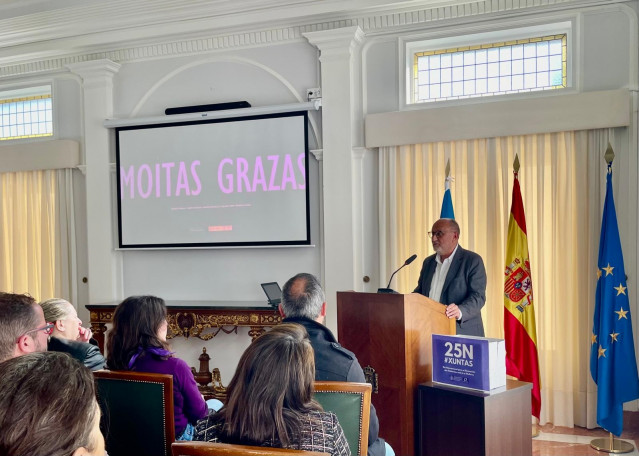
[168,313,250,340]
[261,314,282,325]
[97,311,113,321]
[248,326,266,341]
[86,303,280,351]
[90,322,107,335]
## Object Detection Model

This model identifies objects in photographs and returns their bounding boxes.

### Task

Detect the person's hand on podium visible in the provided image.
[445,303,462,320]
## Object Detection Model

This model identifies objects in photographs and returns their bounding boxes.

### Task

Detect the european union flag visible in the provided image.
[590,163,639,436]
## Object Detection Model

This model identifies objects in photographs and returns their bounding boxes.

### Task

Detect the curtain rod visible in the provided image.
[103,99,321,128]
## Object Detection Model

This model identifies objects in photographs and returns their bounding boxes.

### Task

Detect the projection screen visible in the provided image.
[116,111,310,248]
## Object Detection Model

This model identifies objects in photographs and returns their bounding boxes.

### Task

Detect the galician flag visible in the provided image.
[504,158,541,419]
[590,151,639,436]
[440,160,455,219]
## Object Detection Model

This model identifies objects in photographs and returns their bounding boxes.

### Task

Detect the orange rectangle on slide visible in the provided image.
[208,225,232,232]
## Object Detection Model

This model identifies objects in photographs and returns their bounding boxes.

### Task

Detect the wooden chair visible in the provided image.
[94,370,175,456]
[171,442,328,456]
[313,381,372,456]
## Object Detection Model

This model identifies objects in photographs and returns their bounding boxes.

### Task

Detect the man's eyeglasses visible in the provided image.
[20,323,54,339]
[428,231,449,239]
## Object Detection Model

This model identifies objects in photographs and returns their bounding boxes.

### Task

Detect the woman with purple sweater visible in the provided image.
[106,295,208,441]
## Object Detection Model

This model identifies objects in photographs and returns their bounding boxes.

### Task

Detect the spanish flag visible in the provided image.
[504,160,541,419]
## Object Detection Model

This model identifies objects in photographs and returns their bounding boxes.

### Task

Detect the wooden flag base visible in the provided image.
[590,433,634,453]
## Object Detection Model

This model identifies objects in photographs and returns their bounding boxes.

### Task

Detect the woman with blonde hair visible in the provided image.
[40,298,105,370]
[197,323,350,456]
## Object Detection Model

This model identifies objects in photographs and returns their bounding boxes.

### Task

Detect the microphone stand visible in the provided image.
[377,264,408,294]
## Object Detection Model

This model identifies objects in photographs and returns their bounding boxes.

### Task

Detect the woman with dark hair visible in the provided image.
[0,351,105,456]
[106,295,208,441]
[196,323,350,456]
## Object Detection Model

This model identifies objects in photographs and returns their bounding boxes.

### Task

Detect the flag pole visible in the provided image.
[513,155,540,438]
[589,144,635,454]
[515,153,538,438]
[507,154,541,438]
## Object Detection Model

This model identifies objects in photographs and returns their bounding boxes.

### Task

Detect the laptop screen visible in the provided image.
[260,282,282,305]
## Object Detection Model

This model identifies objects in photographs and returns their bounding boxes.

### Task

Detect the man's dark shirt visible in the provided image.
[283,316,386,456]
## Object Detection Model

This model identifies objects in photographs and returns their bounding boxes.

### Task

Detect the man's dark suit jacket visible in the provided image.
[47,336,106,371]
[413,245,487,336]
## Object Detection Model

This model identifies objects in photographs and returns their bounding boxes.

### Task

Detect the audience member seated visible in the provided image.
[0,292,50,363]
[40,298,106,370]
[195,323,351,456]
[0,351,105,456]
[106,295,209,441]
[279,273,392,456]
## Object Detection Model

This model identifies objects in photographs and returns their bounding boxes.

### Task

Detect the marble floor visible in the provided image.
[533,412,639,456]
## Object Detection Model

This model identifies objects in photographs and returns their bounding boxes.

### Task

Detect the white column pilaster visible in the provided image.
[67,59,123,304]
[304,27,364,333]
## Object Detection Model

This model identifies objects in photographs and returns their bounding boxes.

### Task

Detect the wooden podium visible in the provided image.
[336,292,455,456]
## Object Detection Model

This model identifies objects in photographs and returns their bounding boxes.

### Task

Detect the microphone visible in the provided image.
[377,254,418,294]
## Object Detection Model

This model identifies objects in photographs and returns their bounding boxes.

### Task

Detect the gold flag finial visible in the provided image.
[445,159,450,178]
[604,143,615,165]
[513,154,520,173]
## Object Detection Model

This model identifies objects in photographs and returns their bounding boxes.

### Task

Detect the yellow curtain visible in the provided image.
[379,129,627,428]
[0,169,73,302]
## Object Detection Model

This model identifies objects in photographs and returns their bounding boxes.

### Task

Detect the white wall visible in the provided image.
[104,42,322,381]
[113,42,322,297]
[363,6,635,113]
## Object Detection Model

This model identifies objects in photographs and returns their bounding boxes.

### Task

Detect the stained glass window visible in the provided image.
[0,86,53,140]
[412,34,567,103]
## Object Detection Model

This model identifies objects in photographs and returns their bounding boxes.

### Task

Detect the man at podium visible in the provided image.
[279,273,393,456]
[414,218,487,336]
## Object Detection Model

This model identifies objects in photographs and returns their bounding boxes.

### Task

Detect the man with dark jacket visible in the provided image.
[279,273,393,456]
[414,218,487,337]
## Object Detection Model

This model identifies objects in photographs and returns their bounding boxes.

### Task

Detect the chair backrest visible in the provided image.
[94,369,175,456]
[313,381,371,456]
[171,442,329,456]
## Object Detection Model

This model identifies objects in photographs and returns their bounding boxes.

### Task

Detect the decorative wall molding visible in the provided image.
[66,59,121,90]
[304,26,366,62]
[0,0,627,79]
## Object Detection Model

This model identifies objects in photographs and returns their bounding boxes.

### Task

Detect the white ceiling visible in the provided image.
[0,0,463,21]
[0,0,472,66]
[0,0,592,70]
[0,0,102,19]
